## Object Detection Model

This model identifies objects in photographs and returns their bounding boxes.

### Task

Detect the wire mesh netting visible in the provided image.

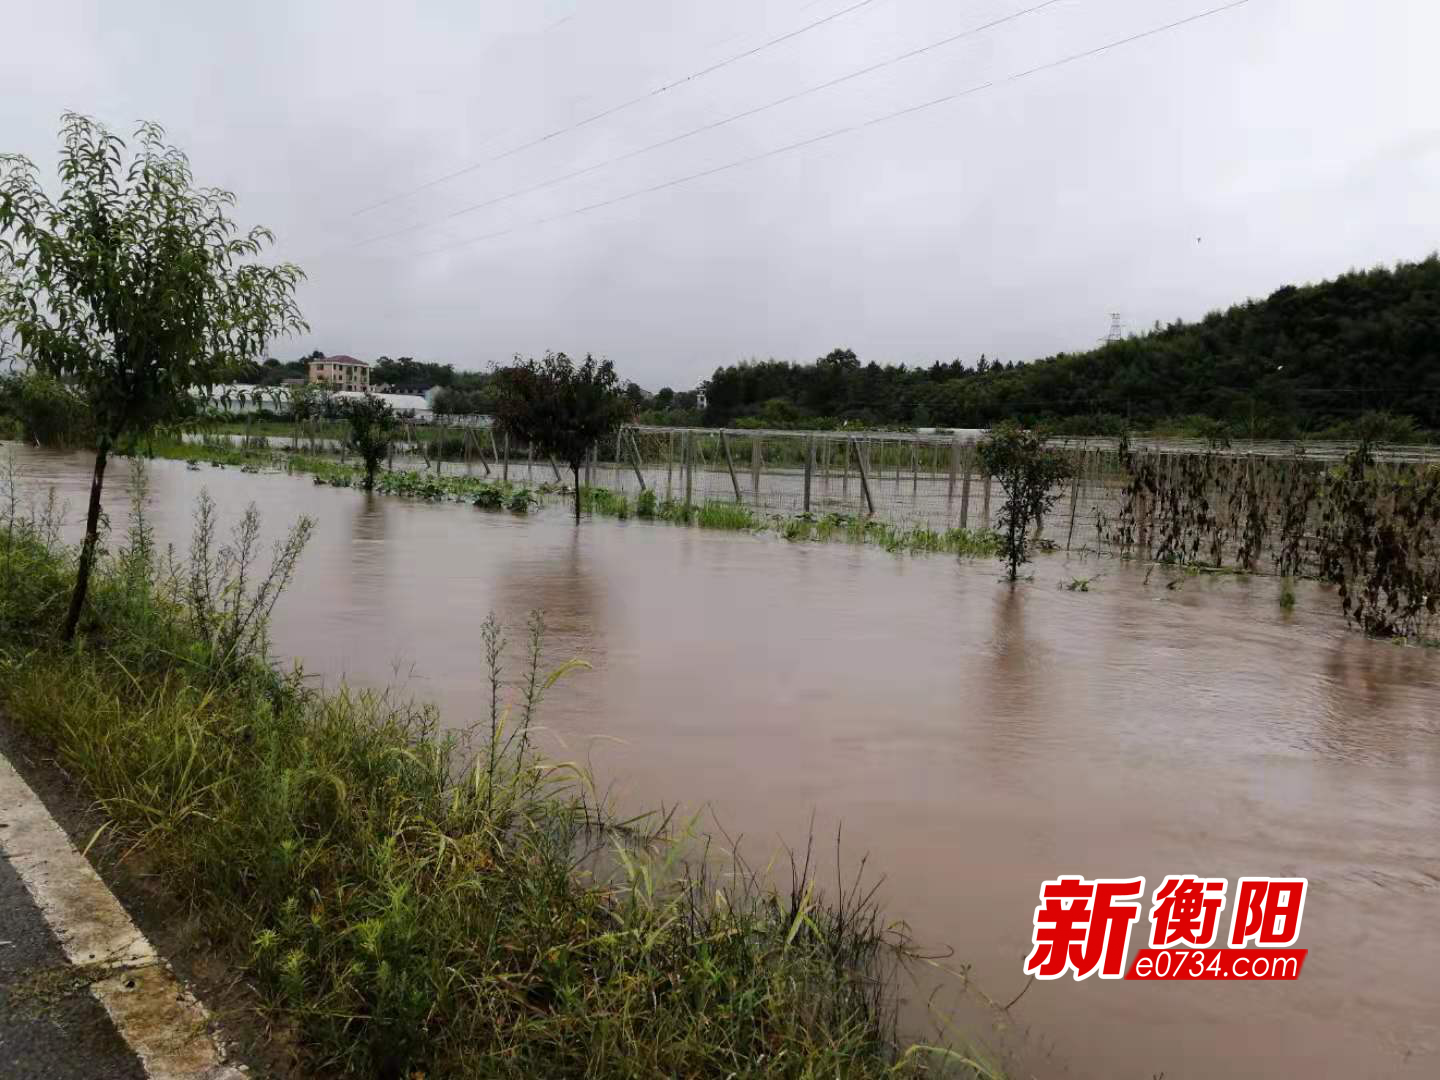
[186,421,1440,572]
[569,427,1437,558]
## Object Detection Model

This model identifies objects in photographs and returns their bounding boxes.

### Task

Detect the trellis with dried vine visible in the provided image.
[1096,438,1440,640]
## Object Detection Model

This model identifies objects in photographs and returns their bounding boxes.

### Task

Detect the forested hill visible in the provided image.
[683,257,1440,439]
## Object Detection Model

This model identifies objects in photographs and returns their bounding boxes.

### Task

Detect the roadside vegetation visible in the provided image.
[0,459,997,1078]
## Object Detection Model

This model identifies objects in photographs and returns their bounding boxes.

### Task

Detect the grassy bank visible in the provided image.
[134,437,1002,559]
[0,462,995,1078]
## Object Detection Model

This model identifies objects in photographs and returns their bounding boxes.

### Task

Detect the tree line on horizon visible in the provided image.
[656,256,1440,441]
[33,251,1435,444]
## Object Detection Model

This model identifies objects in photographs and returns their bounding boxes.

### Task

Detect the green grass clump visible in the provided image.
[125,434,281,470]
[472,484,505,509]
[781,515,814,542]
[583,485,630,519]
[375,469,449,499]
[376,469,521,503]
[783,512,999,557]
[696,500,758,530]
[657,497,694,524]
[635,488,658,519]
[0,460,991,1080]
[1279,577,1297,609]
[306,458,356,487]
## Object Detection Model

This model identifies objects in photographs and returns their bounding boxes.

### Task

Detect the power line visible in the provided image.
[351,0,1066,250]
[414,0,1253,259]
[350,0,887,218]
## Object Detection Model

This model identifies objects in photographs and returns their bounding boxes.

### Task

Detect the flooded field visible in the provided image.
[8,443,1440,1079]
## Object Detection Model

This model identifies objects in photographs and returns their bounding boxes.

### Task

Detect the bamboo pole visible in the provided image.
[803,436,814,513]
[628,430,647,490]
[948,436,959,501]
[960,442,973,529]
[475,429,491,476]
[851,436,875,515]
[1137,450,1155,555]
[751,436,762,497]
[683,432,693,510]
[1065,461,1082,551]
[720,431,742,503]
[666,431,674,499]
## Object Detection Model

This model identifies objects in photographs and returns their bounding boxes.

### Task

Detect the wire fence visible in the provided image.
[565,427,1440,556]
[189,421,1440,567]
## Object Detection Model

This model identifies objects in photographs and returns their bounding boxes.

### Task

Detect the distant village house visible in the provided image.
[307,355,370,393]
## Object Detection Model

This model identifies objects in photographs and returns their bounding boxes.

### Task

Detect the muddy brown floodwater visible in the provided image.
[9,445,1440,1079]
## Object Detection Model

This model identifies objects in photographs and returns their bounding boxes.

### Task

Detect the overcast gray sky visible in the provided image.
[4,0,1437,389]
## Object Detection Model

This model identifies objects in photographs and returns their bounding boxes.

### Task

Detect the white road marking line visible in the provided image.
[0,751,243,1079]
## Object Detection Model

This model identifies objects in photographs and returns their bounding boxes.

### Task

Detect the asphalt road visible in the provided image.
[0,849,145,1080]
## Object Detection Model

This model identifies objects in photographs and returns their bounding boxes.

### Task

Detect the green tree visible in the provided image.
[977,422,1074,582]
[288,382,323,423]
[686,258,1440,435]
[432,382,497,416]
[493,352,632,523]
[0,114,305,639]
[342,393,397,489]
[372,356,455,393]
[0,370,95,447]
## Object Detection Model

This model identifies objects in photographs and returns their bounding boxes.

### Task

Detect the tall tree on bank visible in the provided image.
[0,113,306,639]
[493,352,632,524]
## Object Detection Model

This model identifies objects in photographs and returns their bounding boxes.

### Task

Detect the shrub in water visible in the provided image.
[473,485,505,510]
